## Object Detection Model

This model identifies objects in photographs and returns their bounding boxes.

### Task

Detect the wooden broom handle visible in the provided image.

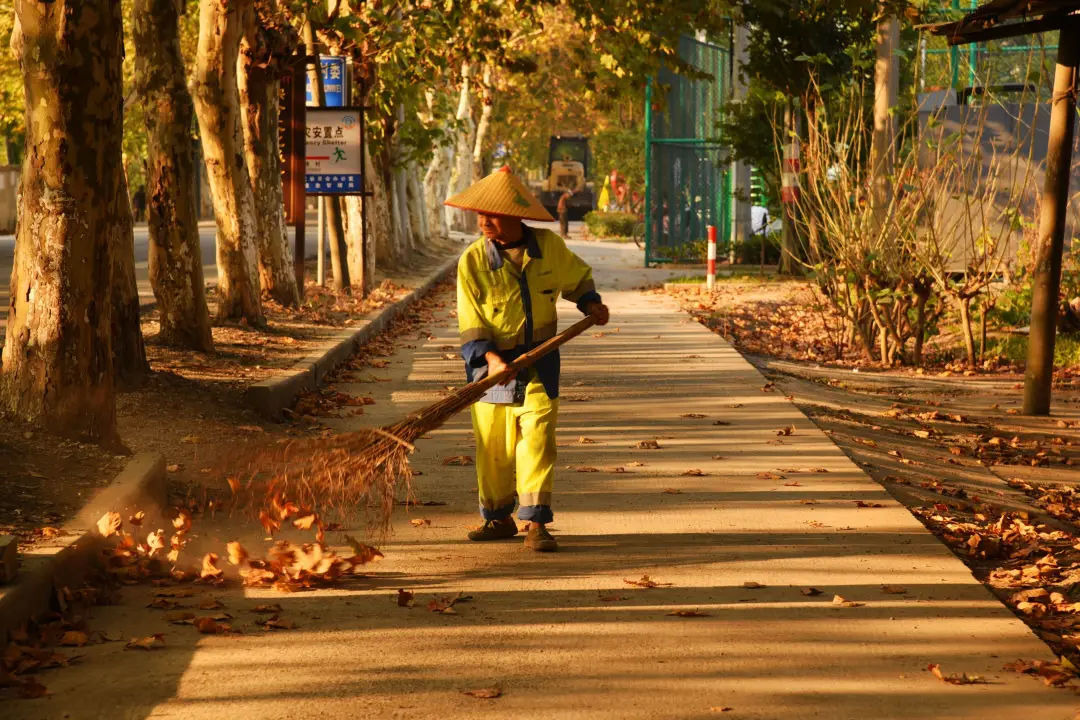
[469,316,597,396]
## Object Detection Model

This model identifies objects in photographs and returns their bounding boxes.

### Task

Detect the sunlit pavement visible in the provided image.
[6,240,1074,720]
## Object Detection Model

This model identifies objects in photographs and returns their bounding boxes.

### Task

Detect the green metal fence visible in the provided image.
[644,35,731,266]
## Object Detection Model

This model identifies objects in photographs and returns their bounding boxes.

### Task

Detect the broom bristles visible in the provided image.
[239,316,598,533]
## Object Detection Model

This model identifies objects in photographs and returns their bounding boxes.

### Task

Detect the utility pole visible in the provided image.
[1023,20,1079,415]
[303,20,350,292]
[871,12,899,222]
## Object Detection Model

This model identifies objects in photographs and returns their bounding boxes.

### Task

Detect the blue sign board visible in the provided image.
[305,56,348,107]
[305,108,363,195]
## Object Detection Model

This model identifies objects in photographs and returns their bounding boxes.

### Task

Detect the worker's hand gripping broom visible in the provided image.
[253,316,598,529]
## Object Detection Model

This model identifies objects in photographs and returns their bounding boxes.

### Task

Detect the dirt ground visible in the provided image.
[0,240,462,549]
[667,278,1080,666]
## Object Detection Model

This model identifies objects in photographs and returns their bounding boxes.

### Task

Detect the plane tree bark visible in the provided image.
[133,0,214,351]
[3,0,126,443]
[192,0,265,326]
[239,0,300,307]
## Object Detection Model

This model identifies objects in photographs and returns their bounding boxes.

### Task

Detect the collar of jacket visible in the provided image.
[484,224,544,271]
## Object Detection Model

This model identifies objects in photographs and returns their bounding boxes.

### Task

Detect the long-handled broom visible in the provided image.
[250,316,598,529]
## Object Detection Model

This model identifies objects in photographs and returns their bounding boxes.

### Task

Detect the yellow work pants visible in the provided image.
[470,376,558,524]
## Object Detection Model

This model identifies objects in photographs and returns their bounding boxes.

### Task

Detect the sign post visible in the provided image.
[280,47,307,297]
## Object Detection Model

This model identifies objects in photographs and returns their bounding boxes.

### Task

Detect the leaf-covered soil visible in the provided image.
[0,242,460,551]
[663,279,1046,373]
[668,279,1080,668]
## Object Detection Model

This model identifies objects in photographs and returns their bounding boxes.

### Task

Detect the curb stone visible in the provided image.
[245,252,461,419]
[0,452,167,644]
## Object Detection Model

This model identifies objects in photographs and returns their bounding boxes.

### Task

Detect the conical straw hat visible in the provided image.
[444,166,554,221]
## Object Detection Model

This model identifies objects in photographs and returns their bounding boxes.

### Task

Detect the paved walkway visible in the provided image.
[10,240,1075,719]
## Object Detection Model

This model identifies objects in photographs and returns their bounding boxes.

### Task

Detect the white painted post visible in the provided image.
[707,224,717,291]
[317,196,326,286]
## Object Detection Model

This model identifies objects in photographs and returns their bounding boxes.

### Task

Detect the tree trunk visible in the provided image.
[471,65,493,183]
[446,64,475,233]
[957,295,977,368]
[871,13,899,225]
[371,145,400,267]
[238,0,299,307]
[3,0,123,443]
[406,162,428,247]
[133,0,214,352]
[192,0,265,326]
[422,90,451,240]
[391,104,414,256]
[912,284,929,366]
[424,138,451,240]
[111,169,150,388]
[779,99,797,275]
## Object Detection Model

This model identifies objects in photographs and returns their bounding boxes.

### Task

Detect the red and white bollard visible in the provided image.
[706,224,717,291]
[781,139,801,204]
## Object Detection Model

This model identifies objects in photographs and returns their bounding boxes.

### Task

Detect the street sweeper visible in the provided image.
[445,166,610,552]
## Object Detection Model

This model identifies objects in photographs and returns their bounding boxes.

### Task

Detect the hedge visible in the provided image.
[583,211,638,238]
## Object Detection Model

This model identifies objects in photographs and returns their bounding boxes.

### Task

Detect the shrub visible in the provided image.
[583,211,638,238]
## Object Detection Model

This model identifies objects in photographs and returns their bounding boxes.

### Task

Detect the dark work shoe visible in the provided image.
[467,517,519,541]
[524,524,558,552]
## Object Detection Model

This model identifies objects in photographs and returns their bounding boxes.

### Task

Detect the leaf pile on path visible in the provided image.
[96,501,382,593]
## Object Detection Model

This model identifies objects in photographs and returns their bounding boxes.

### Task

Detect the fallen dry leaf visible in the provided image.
[854,500,885,508]
[462,686,502,699]
[60,631,89,647]
[575,466,600,473]
[397,589,415,607]
[775,426,796,437]
[662,488,683,495]
[166,611,196,625]
[667,609,710,617]
[227,541,248,566]
[292,514,317,531]
[410,518,431,527]
[832,595,865,608]
[636,439,662,450]
[257,615,296,630]
[125,634,165,651]
[428,592,471,613]
[598,594,629,602]
[742,581,765,589]
[200,553,223,580]
[96,512,122,538]
[800,587,823,596]
[624,575,673,588]
[578,436,598,444]
[194,617,231,634]
[442,455,474,466]
[880,585,907,594]
[682,469,706,477]
[1003,659,1077,687]
[250,603,283,614]
[680,413,707,419]
[928,663,988,685]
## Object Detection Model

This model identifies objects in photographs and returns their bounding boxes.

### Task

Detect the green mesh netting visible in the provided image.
[645,36,730,265]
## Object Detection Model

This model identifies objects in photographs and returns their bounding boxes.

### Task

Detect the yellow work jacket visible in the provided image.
[457,225,600,399]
